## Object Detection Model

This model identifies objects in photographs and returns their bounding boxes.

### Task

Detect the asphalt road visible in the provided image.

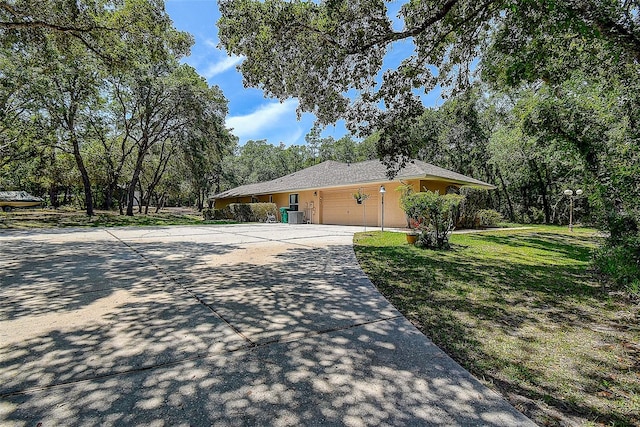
[0,224,534,426]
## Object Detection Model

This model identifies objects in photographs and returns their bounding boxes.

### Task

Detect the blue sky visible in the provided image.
[165,0,443,147]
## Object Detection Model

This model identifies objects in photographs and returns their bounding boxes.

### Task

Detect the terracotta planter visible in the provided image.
[406,233,418,244]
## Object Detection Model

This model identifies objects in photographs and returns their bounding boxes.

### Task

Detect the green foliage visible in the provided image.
[0,0,193,68]
[202,208,226,221]
[594,234,640,297]
[400,189,463,249]
[457,187,491,228]
[475,209,503,228]
[218,0,640,165]
[209,203,278,223]
[222,140,304,188]
[0,1,234,217]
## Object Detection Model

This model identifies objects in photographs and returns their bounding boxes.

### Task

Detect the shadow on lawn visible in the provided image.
[0,209,219,229]
[354,232,639,426]
[474,232,596,261]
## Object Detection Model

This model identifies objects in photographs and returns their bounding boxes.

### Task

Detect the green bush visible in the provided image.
[458,188,491,228]
[205,203,278,222]
[240,203,278,222]
[594,234,640,297]
[400,189,463,249]
[476,209,502,228]
[203,207,232,220]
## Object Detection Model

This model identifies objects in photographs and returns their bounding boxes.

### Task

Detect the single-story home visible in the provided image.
[211,159,495,228]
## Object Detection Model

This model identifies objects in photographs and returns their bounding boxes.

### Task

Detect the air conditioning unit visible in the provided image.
[288,211,305,224]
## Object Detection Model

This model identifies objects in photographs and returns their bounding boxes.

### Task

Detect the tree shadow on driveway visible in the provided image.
[1,229,532,426]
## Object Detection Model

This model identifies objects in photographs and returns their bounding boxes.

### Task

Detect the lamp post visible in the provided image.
[563,189,583,232]
[379,185,386,232]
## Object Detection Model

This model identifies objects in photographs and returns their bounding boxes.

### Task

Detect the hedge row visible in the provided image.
[203,203,278,222]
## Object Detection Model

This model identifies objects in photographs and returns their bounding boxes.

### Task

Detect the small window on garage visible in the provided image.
[289,194,299,211]
[251,196,258,203]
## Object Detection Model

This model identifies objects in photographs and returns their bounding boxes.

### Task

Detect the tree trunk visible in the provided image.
[531,160,551,224]
[70,133,94,216]
[200,189,206,211]
[126,153,144,216]
[118,186,126,215]
[144,190,150,214]
[155,193,165,214]
[496,168,515,221]
[49,185,60,208]
[103,182,115,210]
[138,180,144,214]
[196,191,203,211]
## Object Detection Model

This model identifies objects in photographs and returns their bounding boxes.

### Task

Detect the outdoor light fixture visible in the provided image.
[379,186,386,231]
[564,189,583,232]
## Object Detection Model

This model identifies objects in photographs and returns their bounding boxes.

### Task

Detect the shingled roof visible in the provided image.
[212,159,495,199]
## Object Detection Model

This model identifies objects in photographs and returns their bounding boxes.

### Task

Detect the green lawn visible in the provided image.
[0,208,234,229]
[354,226,639,426]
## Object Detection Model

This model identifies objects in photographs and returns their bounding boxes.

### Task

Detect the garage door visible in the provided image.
[322,190,379,226]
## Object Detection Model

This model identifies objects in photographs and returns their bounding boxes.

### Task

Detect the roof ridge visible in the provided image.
[211,158,495,199]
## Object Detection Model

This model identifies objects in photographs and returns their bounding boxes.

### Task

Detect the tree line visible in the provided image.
[1,0,234,215]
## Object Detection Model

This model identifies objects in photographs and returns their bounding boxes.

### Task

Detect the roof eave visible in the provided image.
[210,180,495,200]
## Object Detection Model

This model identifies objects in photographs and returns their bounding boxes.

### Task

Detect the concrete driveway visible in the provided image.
[0,224,533,426]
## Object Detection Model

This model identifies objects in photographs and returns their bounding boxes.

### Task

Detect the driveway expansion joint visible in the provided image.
[103,228,255,346]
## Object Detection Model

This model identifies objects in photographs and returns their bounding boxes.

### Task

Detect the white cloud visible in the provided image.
[201,55,244,79]
[204,39,218,49]
[281,127,304,146]
[226,100,298,139]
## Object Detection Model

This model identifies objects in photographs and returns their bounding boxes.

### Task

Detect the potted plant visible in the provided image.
[406,217,421,244]
[406,229,419,244]
[353,190,370,204]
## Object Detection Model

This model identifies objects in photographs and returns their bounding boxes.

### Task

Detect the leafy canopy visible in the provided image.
[218,0,640,167]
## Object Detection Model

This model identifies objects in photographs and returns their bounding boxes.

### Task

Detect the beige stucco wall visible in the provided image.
[419,179,460,194]
[212,178,465,228]
[214,196,252,208]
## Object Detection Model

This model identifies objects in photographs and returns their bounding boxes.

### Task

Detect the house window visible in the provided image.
[289,194,299,211]
[269,195,273,203]
[251,197,258,203]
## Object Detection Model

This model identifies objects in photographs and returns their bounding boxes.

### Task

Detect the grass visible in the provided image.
[354,226,640,426]
[0,207,235,229]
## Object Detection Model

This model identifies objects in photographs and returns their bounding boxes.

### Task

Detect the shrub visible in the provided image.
[458,188,491,228]
[205,203,278,222]
[476,209,502,228]
[401,189,463,249]
[594,233,640,298]
[203,208,230,221]
[243,203,278,222]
